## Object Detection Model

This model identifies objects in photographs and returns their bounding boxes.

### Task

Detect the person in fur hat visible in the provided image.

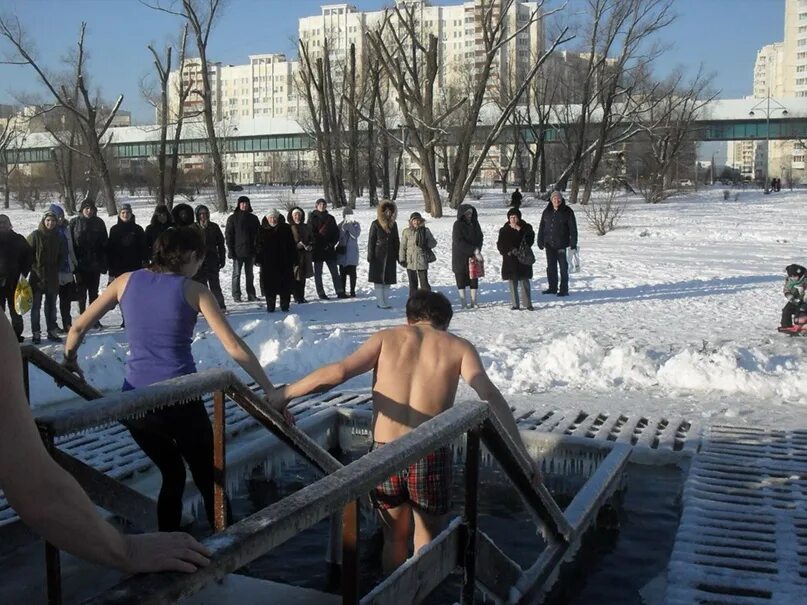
[192,204,226,311]
[337,207,361,297]
[368,199,400,309]
[145,205,173,263]
[69,198,108,321]
[27,209,65,343]
[287,206,314,303]
[255,209,297,312]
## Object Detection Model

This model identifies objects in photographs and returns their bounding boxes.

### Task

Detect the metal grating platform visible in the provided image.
[665,424,807,604]
[0,392,700,529]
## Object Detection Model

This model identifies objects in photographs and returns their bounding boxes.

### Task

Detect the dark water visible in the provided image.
[225,448,682,604]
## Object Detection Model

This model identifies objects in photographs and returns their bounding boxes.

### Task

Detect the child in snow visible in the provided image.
[780,264,807,331]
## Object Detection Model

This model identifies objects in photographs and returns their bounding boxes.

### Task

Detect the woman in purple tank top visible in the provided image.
[62,227,292,531]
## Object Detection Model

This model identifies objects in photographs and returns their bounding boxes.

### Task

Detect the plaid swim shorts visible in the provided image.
[370,442,453,515]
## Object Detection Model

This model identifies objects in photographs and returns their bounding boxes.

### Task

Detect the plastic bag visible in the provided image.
[15,277,33,315]
[567,247,581,274]
[468,256,485,279]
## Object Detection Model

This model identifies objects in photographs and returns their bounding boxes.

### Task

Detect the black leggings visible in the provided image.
[122,400,220,531]
[340,265,357,294]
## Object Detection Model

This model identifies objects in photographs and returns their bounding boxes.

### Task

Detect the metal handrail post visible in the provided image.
[461,428,481,605]
[213,390,227,532]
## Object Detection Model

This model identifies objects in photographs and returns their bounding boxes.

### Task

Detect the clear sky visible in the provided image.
[0,0,786,124]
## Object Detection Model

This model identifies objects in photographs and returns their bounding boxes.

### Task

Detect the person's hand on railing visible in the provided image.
[264,387,295,426]
[60,350,85,383]
[121,532,211,574]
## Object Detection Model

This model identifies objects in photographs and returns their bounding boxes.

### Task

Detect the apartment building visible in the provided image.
[740,1,807,185]
[167,0,545,185]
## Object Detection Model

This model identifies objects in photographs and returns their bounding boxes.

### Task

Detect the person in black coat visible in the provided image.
[0,214,33,341]
[537,191,577,297]
[255,209,297,312]
[69,198,108,317]
[496,207,535,310]
[510,188,523,209]
[368,199,399,309]
[308,198,345,299]
[225,195,260,302]
[452,203,483,308]
[108,204,147,279]
[192,204,226,311]
[144,205,173,263]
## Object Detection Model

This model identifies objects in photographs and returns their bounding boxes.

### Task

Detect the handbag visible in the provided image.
[425,248,436,263]
[468,255,485,279]
[15,276,33,315]
[567,247,581,273]
[515,238,535,265]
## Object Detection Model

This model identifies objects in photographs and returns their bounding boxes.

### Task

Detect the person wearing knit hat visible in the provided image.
[337,206,361,297]
[28,208,64,343]
[225,195,260,303]
[48,203,79,334]
[108,202,147,311]
[191,204,226,312]
[497,206,535,310]
[69,197,109,324]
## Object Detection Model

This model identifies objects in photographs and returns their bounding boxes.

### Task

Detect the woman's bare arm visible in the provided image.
[0,312,210,573]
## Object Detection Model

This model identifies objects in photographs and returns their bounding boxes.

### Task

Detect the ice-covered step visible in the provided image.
[664,424,807,604]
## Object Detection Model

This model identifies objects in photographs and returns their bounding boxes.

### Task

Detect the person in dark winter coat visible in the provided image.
[288,207,314,303]
[497,208,535,310]
[192,204,226,311]
[337,207,361,298]
[69,198,108,317]
[255,209,297,312]
[308,198,345,299]
[510,188,523,209]
[0,214,33,342]
[171,203,195,228]
[537,191,577,297]
[452,203,484,308]
[108,204,148,279]
[28,209,65,343]
[48,204,78,332]
[368,199,399,309]
[144,205,173,263]
[399,211,437,297]
[225,196,260,302]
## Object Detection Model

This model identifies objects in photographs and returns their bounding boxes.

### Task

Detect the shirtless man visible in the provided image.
[271,290,539,572]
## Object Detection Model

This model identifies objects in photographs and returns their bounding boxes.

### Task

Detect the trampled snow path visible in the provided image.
[8,185,807,428]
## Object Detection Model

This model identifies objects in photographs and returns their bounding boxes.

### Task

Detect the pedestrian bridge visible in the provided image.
[5,97,807,165]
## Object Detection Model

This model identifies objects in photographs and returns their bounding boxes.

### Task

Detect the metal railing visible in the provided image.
[20,347,629,605]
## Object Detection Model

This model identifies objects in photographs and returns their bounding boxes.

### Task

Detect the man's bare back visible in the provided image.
[372,323,471,443]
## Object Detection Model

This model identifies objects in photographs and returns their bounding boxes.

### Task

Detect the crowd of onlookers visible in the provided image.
[0,191,578,344]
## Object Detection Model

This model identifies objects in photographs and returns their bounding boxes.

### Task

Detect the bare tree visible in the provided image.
[143,0,228,212]
[365,1,570,217]
[0,113,27,209]
[0,18,123,215]
[142,24,193,209]
[636,67,715,203]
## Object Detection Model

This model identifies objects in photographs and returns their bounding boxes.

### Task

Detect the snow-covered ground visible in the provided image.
[9,185,807,428]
